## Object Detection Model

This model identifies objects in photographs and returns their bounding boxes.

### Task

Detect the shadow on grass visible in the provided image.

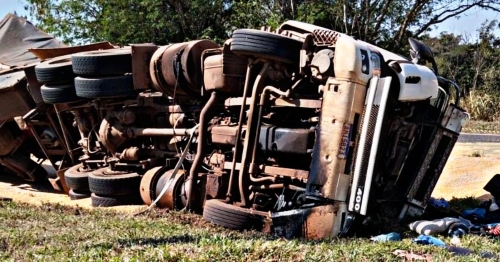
[84,235,198,251]
[116,234,198,247]
[90,233,275,250]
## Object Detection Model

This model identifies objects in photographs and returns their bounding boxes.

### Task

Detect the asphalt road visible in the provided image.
[458,133,500,143]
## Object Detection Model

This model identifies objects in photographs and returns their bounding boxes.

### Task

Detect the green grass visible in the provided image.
[448,196,482,211]
[0,201,499,261]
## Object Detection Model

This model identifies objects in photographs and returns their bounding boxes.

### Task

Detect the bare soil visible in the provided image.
[1,142,499,211]
[0,163,145,214]
[432,142,500,201]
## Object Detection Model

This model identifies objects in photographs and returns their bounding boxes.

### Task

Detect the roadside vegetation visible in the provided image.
[20,0,500,123]
[0,200,498,261]
[3,1,500,260]
[464,120,500,133]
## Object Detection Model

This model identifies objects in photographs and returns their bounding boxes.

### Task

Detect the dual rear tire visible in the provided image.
[72,49,136,99]
[88,168,142,207]
[34,49,137,103]
[64,164,142,206]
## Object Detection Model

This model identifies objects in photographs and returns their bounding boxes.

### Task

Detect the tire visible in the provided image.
[91,193,143,207]
[74,76,136,98]
[231,29,303,65]
[35,55,75,84]
[41,84,82,104]
[72,49,132,76]
[68,189,91,200]
[202,199,268,230]
[64,164,92,191]
[88,168,141,196]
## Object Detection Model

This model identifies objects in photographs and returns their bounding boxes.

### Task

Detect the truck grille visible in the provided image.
[312,29,340,46]
[357,105,379,186]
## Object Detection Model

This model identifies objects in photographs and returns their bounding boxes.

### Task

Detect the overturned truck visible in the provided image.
[0,16,468,239]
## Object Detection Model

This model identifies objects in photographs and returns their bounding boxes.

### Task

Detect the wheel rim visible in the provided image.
[155,169,187,210]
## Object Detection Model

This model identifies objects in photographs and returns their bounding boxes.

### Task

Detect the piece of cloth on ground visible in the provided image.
[461,208,486,219]
[447,222,469,237]
[485,222,500,229]
[428,197,450,209]
[457,217,473,228]
[488,224,500,236]
[413,234,497,258]
[370,232,401,242]
[465,209,500,224]
[490,202,499,212]
[413,234,446,247]
[409,217,462,235]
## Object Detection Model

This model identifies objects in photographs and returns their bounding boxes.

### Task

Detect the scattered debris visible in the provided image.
[392,249,433,261]
[409,217,462,235]
[370,232,401,242]
[447,222,469,237]
[413,234,446,247]
[487,224,500,236]
[428,197,450,209]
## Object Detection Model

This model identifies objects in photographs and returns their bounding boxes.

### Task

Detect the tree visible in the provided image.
[225,0,500,52]
[331,0,500,52]
[25,0,500,51]
[427,19,500,121]
[25,0,232,45]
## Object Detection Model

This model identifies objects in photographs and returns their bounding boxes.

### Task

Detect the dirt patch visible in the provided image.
[0,163,147,214]
[432,142,500,200]
[1,142,499,212]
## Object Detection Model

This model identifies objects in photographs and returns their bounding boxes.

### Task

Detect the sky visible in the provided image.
[1,0,499,42]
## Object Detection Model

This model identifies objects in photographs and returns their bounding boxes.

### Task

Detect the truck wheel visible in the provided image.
[74,76,136,98]
[35,55,75,84]
[88,168,141,196]
[72,49,132,76]
[140,166,164,206]
[64,164,92,191]
[202,199,267,230]
[91,193,143,207]
[68,189,91,200]
[41,84,82,104]
[231,29,303,65]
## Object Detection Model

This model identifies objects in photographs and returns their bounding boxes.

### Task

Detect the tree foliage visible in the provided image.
[22,0,500,120]
[25,0,233,45]
[25,0,500,48]
[427,19,500,120]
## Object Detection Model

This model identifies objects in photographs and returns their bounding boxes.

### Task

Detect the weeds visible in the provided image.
[463,120,500,133]
[0,201,499,261]
[463,90,500,121]
[470,150,484,157]
[448,196,482,211]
